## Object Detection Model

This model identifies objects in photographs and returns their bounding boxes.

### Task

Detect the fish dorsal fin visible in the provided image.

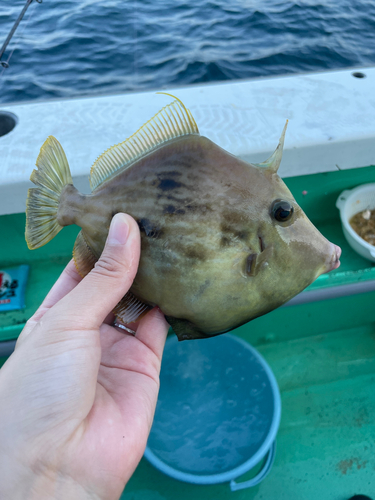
[89,98,200,191]
[252,120,288,173]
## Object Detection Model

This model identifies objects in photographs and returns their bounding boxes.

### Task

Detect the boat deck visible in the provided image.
[124,320,375,500]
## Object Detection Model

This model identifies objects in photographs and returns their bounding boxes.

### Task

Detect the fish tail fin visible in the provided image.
[26,136,73,250]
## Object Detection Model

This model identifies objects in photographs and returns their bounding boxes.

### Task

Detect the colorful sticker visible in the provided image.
[0,265,29,312]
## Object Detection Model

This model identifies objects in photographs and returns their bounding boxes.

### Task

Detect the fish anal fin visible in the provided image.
[73,231,97,278]
[89,98,200,191]
[113,292,152,324]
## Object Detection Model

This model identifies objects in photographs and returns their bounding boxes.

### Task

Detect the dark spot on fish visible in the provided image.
[221,223,231,234]
[220,236,231,248]
[164,205,175,214]
[220,222,249,241]
[158,178,184,191]
[163,205,186,215]
[137,218,163,239]
[222,210,244,226]
[184,245,207,262]
[197,279,210,298]
[236,230,249,240]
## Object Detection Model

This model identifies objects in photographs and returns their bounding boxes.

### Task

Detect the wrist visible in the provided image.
[28,474,101,500]
[0,463,102,500]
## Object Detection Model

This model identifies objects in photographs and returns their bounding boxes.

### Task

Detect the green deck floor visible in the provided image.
[125,325,375,500]
[1,166,375,499]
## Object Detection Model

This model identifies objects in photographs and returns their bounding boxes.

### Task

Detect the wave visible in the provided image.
[0,0,374,102]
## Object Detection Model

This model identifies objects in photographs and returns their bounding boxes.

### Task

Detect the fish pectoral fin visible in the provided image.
[246,246,274,277]
[113,292,152,324]
[73,231,97,277]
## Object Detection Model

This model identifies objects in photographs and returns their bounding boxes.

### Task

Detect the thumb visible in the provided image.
[53,213,141,328]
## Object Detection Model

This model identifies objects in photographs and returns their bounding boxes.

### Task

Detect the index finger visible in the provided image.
[36,260,83,314]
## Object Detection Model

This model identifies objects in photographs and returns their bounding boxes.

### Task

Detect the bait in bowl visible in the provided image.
[336,183,375,262]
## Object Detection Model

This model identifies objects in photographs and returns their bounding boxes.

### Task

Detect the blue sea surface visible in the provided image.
[0,0,375,103]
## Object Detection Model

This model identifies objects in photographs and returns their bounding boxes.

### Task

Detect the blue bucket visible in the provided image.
[145,334,281,491]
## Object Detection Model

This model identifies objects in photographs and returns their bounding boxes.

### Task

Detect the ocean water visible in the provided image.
[0,0,375,103]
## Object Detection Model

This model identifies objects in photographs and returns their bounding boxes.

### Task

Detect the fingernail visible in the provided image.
[108,213,129,245]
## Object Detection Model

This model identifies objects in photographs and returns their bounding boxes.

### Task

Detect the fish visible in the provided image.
[25,96,341,341]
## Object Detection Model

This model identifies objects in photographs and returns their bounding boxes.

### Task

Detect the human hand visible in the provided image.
[0,213,169,500]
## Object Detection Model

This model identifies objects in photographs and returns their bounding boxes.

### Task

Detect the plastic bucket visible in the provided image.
[145,334,281,491]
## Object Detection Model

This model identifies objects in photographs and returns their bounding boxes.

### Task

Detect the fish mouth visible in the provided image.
[322,244,341,274]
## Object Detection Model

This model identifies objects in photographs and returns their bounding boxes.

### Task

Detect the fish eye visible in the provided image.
[271,199,294,222]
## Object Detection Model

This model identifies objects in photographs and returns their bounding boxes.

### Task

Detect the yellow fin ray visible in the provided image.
[89,98,199,191]
[26,136,73,250]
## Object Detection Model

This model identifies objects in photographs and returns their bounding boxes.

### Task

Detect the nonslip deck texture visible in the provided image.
[1,166,375,499]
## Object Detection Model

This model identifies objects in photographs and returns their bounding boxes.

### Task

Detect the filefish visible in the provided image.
[26,96,341,340]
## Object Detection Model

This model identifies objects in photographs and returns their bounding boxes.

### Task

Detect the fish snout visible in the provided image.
[322,243,341,274]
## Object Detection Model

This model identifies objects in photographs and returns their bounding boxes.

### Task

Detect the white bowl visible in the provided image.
[336,183,375,262]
